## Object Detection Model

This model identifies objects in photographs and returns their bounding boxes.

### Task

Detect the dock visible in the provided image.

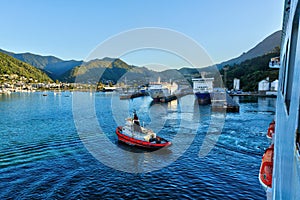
[155,89,193,103]
[119,88,193,102]
[229,93,277,98]
[158,94,177,103]
[119,92,148,99]
[211,92,240,112]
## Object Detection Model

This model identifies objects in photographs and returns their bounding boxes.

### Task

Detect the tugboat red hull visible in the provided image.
[115,126,171,149]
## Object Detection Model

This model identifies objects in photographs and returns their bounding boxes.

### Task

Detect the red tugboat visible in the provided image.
[115,111,172,149]
[259,144,274,190]
[266,120,275,139]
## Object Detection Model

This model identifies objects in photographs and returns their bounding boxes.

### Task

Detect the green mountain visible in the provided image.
[0,49,82,80]
[60,58,157,83]
[0,52,52,82]
[0,47,280,92]
[220,49,280,91]
[0,30,281,87]
[0,48,179,83]
[60,57,190,84]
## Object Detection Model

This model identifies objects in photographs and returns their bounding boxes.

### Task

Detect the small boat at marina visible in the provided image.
[266,120,275,139]
[115,111,172,149]
[259,144,274,190]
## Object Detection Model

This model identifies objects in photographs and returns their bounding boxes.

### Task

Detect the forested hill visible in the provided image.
[0,52,53,82]
[0,48,82,80]
[216,30,281,69]
[220,49,280,91]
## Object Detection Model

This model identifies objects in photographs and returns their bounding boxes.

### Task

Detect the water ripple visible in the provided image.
[0,93,274,199]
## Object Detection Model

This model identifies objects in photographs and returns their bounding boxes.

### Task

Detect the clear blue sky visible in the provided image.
[0,0,283,68]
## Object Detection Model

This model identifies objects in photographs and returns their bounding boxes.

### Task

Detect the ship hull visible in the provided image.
[148,89,170,102]
[115,126,171,149]
[195,92,211,105]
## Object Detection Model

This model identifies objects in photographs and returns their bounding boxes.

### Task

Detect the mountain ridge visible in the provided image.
[0,49,83,80]
[0,52,53,82]
[0,30,281,83]
[214,30,281,69]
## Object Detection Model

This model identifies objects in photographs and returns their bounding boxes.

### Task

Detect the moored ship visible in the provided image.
[147,77,178,102]
[147,83,171,102]
[192,78,214,104]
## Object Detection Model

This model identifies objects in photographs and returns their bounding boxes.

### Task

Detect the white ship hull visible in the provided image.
[271,1,300,199]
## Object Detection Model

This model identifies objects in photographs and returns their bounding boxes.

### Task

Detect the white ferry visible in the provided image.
[147,83,170,102]
[147,77,178,102]
[192,78,214,104]
[259,1,300,199]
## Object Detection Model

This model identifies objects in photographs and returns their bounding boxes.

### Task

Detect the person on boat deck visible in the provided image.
[133,111,142,132]
[133,111,140,126]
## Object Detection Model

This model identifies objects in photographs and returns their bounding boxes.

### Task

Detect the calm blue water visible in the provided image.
[0,92,275,199]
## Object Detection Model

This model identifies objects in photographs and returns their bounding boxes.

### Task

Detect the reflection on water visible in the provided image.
[0,92,276,199]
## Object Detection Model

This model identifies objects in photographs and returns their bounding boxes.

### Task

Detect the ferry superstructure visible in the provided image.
[147,77,178,102]
[147,83,170,102]
[269,0,300,199]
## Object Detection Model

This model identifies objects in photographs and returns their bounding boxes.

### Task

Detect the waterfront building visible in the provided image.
[233,78,240,90]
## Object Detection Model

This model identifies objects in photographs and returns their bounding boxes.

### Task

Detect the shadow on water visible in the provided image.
[234,96,259,103]
[116,141,172,155]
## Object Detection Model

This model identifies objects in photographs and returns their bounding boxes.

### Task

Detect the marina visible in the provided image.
[0,0,290,199]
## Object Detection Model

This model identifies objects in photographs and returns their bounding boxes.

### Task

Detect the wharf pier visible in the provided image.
[229,93,277,98]
[155,89,193,103]
[156,94,177,103]
[120,88,193,102]
[119,92,148,99]
[211,92,240,112]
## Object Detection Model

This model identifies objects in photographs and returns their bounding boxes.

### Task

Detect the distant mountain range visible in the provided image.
[215,30,281,69]
[0,52,52,82]
[0,30,281,84]
[0,49,184,84]
[0,49,82,80]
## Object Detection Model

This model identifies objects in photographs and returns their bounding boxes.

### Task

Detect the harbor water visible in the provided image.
[0,92,276,199]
